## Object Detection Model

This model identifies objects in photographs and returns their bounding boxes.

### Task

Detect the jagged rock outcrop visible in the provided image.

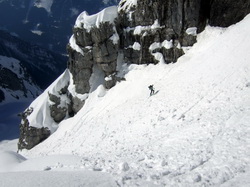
[18,70,71,150]
[64,0,250,135]
[48,93,68,123]
[117,0,210,64]
[18,107,50,150]
[18,0,250,150]
[68,7,119,94]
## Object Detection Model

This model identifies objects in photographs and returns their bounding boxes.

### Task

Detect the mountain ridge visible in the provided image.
[0,30,66,141]
[0,0,119,54]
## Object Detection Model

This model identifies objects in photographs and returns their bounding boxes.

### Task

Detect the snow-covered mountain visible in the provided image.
[0,55,41,140]
[1,12,250,187]
[1,0,250,186]
[0,30,66,90]
[17,0,250,150]
[0,30,66,141]
[0,0,119,54]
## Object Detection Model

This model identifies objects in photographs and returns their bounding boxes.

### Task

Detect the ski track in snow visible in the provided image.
[1,14,250,187]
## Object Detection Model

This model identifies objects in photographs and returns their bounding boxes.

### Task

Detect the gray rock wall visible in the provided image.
[68,22,119,94]
[117,0,209,64]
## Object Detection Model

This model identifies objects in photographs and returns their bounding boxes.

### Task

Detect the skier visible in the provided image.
[148,85,155,96]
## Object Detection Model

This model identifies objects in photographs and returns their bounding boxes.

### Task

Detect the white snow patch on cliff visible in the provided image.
[151,19,161,29]
[186,27,197,36]
[132,20,163,35]
[69,35,84,55]
[149,40,173,51]
[152,52,165,64]
[110,31,119,45]
[132,42,141,50]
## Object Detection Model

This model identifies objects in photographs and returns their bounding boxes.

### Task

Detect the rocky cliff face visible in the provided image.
[18,0,250,150]
[209,0,250,27]
[117,0,208,64]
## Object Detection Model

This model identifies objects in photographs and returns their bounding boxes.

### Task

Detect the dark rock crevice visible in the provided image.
[209,0,250,27]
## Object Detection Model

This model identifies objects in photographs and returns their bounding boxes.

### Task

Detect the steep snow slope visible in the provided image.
[3,14,250,186]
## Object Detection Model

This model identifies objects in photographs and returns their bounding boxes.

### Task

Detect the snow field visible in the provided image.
[0,142,117,187]
[1,13,250,187]
[17,15,250,186]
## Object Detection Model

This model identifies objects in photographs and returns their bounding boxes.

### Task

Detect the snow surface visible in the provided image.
[75,6,118,32]
[69,35,84,55]
[31,30,43,36]
[126,20,163,36]
[34,0,53,13]
[1,14,250,187]
[149,40,173,51]
[186,27,197,36]
[110,31,119,45]
[128,42,141,51]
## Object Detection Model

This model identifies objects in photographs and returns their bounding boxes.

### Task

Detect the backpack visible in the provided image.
[148,85,153,90]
